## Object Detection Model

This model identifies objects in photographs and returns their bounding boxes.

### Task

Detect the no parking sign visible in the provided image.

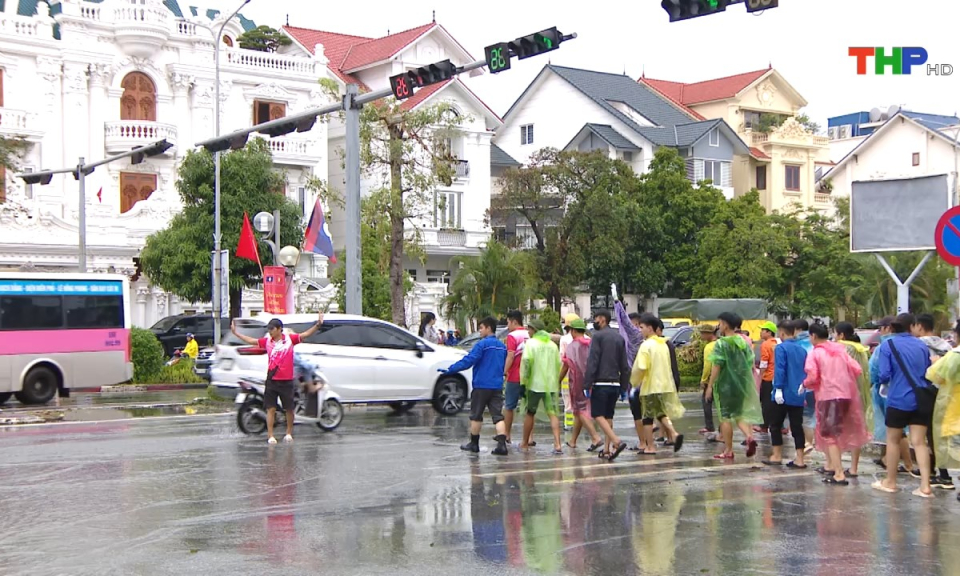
[935,206,960,266]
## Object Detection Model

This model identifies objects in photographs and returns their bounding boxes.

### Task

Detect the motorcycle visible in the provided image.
[235,361,344,435]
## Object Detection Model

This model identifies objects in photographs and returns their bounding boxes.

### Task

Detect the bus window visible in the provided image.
[0,296,63,330]
[64,296,124,329]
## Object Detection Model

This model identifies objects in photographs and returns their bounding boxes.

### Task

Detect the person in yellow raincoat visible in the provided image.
[924,320,960,495]
[835,322,874,477]
[630,315,685,455]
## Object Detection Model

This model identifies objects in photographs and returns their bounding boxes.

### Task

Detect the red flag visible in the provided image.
[236,212,261,269]
[96,187,102,203]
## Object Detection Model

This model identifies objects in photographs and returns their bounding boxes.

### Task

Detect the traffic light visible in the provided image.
[510,27,566,60]
[259,116,317,138]
[745,0,778,13]
[484,27,575,75]
[661,0,729,22]
[390,60,458,100]
[131,139,173,164]
[20,171,53,185]
[71,165,95,180]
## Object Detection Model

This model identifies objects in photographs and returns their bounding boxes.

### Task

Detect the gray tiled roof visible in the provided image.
[636,119,723,146]
[546,65,697,134]
[580,124,640,150]
[491,144,521,166]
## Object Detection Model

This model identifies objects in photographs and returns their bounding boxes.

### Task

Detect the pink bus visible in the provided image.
[0,273,133,405]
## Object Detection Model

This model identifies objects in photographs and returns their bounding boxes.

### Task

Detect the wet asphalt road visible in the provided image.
[1,399,959,576]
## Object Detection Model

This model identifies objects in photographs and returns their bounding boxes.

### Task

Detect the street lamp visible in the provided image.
[212,0,252,346]
[278,245,301,268]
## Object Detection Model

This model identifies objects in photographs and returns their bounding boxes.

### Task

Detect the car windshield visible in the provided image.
[150,317,180,331]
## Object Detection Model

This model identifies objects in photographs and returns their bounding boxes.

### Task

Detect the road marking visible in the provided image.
[536,462,760,485]
[472,455,735,478]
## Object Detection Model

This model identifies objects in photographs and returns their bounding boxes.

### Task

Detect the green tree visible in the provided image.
[639,148,725,298]
[357,99,464,327]
[237,25,292,52]
[444,239,538,331]
[139,139,304,317]
[695,190,790,299]
[330,189,412,321]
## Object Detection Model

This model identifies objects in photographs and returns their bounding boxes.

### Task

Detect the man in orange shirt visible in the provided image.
[757,321,780,434]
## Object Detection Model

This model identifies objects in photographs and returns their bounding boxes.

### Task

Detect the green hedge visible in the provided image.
[131,327,165,382]
[130,327,204,384]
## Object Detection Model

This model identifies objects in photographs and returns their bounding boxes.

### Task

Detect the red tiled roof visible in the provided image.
[638,78,705,120]
[282,25,371,85]
[399,79,452,111]
[341,23,436,71]
[750,147,771,160]
[642,68,771,105]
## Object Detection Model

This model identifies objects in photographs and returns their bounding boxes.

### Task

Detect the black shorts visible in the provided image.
[264,379,295,411]
[629,392,643,421]
[886,406,928,430]
[469,388,504,424]
[590,386,619,420]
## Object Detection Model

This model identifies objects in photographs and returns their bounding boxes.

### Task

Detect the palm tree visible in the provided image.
[444,240,538,332]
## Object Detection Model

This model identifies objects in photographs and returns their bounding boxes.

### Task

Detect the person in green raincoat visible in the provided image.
[835,322,874,477]
[925,319,960,497]
[520,318,563,454]
[706,312,763,460]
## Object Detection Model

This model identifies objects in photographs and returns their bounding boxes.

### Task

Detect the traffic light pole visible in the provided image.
[15,140,172,273]
[195,29,574,317]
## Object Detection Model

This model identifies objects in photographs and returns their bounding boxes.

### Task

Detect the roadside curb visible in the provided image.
[72,383,210,394]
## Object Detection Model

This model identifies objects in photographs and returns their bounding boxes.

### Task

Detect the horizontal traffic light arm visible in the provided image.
[14,139,174,185]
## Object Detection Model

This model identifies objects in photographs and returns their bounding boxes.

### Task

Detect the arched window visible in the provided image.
[120,72,156,121]
[222,35,233,47]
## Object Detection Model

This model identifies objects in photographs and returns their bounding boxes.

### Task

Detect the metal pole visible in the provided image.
[273,209,280,265]
[77,157,86,272]
[344,84,362,315]
[212,0,249,344]
[877,251,935,314]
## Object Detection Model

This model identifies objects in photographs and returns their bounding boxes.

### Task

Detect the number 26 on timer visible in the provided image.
[485,43,511,74]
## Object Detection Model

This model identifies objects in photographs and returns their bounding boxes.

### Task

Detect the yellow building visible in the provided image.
[640,67,833,213]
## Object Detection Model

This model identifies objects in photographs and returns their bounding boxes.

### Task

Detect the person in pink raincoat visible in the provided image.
[802,324,871,486]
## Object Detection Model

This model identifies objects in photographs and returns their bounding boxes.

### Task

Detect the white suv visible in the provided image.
[210,313,472,415]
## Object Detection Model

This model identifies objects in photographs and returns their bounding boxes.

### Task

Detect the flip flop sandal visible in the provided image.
[598,450,610,460]
[713,453,734,460]
[586,442,602,452]
[608,442,627,461]
[745,438,758,458]
[565,442,576,449]
[823,477,850,486]
[912,488,935,499]
[663,440,675,446]
[638,451,658,456]
[529,441,537,447]
[761,460,783,466]
[786,461,808,469]
[673,435,684,453]
[871,481,897,493]
[844,469,859,478]
[815,467,834,475]
[552,448,564,455]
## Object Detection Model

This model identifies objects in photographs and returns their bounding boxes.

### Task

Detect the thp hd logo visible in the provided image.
[849,47,953,76]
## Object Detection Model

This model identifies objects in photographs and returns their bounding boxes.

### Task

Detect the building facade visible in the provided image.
[641,67,833,213]
[282,22,502,329]
[0,0,335,326]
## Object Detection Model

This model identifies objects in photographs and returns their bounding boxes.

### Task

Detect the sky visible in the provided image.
[236,0,960,128]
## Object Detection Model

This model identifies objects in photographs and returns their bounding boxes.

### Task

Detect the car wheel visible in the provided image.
[388,401,416,414]
[236,400,267,435]
[0,392,11,405]
[317,399,344,431]
[432,377,466,416]
[15,366,59,405]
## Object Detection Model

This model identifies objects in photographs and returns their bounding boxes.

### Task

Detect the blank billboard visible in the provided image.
[850,174,951,253]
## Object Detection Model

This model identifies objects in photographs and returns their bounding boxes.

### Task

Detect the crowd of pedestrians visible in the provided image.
[441,307,960,501]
